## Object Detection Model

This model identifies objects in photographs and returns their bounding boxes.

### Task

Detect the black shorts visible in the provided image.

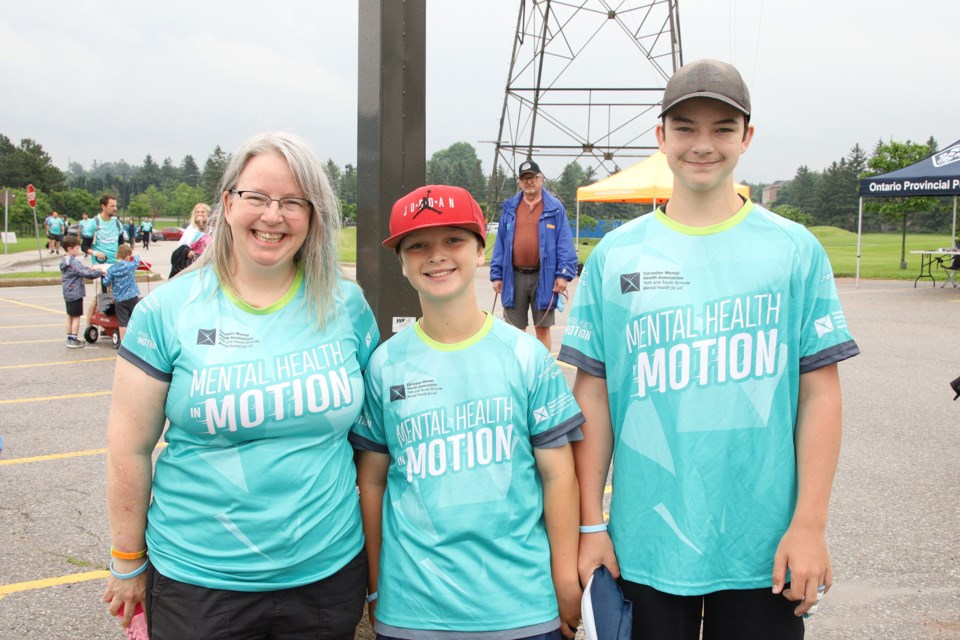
[144,549,367,640]
[81,237,93,253]
[48,233,63,242]
[618,580,804,640]
[65,298,83,317]
[115,297,140,327]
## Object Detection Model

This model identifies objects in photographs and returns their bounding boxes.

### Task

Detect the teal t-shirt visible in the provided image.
[80,218,97,238]
[48,217,65,234]
[92,214,122,263]
[120,266,380,590]
[558,201,859,595]
[351,314,584,635]
[141,220,153,233]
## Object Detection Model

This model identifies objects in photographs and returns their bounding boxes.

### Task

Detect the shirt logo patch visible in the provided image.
[390,385,407,401]
[620,272,641,294]
[197,328,217,345]
[533,406,550,424]
[814,315,835,338]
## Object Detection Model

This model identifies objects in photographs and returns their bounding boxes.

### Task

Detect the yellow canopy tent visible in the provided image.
[576,151,750,203]
[573,151,751,244]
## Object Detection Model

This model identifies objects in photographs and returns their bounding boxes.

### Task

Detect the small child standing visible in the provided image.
[60,235,105,348]
[351,185,584,639]
[103,244,142,344]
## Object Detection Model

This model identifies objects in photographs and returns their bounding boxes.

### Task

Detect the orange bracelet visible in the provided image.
[110,546,147,560]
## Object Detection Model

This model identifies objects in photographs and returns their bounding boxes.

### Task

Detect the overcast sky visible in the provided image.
[2,0,957,185]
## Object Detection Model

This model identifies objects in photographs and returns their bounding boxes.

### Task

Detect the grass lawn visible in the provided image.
[809,227,955,280]
[8,225,950,282]
[485,228,952,280]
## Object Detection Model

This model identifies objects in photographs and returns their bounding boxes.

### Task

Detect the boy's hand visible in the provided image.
[772,522,832,616]
[555,578,583,638]
[577,530,620,587]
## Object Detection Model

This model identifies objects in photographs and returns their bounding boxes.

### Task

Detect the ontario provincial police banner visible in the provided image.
[860,140,960,197]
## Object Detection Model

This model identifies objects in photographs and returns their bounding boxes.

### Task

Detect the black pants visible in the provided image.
[145,550,367,640]
[619,580,804,640]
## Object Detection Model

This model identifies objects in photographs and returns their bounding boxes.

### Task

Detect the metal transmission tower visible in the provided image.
[490,0,682,205]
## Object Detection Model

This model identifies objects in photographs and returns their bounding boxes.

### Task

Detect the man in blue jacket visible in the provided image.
[491,159,578,352]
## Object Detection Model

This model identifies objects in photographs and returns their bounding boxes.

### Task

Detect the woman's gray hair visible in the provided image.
[199,131,343,328]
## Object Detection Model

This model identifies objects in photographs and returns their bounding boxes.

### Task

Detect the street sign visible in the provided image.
[26,184,36,208]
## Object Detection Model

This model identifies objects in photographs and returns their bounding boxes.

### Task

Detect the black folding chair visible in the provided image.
[936,254,960,288]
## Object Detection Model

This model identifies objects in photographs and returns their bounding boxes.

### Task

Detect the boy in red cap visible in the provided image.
[351,185,584,639]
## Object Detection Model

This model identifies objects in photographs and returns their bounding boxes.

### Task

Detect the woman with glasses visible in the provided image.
[103,131,380,639]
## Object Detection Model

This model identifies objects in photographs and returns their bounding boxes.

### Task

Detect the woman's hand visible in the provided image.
[102,559,148,629]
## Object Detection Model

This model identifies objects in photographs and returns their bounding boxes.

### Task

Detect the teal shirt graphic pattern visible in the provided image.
[119,266,380,590]
[558,201,859,595]
[351,315,584,634]
[48,217,65,234]
[92,214,122,263]
[80,218,97,238]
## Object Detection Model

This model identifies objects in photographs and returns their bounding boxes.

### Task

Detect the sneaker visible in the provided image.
[66,337,84,349]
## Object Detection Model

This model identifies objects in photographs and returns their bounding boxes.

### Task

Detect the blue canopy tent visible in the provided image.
[856,139,960,286]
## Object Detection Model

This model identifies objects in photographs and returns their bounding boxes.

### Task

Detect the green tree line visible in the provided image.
[3,132,953,240]
[768,136,954,236]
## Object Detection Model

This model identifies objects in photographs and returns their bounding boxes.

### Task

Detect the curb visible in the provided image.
[0,272,165,289]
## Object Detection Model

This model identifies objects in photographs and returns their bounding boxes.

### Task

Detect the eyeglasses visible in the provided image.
[230,190,313,217]
[519,175,542,183]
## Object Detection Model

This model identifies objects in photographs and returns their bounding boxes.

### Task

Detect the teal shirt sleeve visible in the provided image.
[119,284,180,381]
[796,231,860,373]
[344,282,380,368]
[526,342,585,446]
[557,247,607,377]
[350,350,388,453]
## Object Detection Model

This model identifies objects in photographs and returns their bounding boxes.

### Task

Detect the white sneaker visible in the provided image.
[66,337,84,349]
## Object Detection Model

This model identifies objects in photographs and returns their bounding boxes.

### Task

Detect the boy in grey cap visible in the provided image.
[560,59,859,639]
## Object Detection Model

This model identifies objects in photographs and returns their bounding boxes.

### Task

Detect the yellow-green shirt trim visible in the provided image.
[223,267,304,314]
[654,198,754,236]
[413,311,494,352]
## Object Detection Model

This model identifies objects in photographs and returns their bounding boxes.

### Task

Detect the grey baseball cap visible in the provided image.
[659,59,751,119]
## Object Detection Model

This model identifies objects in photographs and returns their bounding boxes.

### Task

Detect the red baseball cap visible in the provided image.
[383,185,487,249]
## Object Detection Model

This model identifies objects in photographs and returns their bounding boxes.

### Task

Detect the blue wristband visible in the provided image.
[366,591,378,603]
[579,523,608,533]
[109,558,149,580]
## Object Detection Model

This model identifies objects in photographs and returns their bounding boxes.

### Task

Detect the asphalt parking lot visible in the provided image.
[0,249,958,638]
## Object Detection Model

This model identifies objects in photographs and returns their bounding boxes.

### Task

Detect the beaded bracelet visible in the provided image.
[109,559,149,580]
[110,546,147,561]
[579,523,608,533]
[366,591,379,603]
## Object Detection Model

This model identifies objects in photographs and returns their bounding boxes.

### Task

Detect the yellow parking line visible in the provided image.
[0,323,63,329]
[0,443,167,466]
[0,338,69,345]
[0,570,109,599]
[0,297,61,315]
[0,356,115,369]
[0,448,107,466]
[0,390,112,405]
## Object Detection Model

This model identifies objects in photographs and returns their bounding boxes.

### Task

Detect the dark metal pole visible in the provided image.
[357,0,426,342]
